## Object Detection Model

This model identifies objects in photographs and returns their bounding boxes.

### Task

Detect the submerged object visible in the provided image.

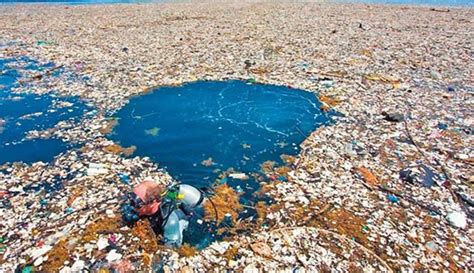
[163,209,189,247]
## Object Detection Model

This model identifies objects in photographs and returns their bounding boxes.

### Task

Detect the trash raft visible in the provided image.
[1,59,345,272]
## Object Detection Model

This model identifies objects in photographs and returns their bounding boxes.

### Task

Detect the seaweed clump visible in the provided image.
[131,219,159,253]
[177,244,198,257]
[81,217,121,242]
[319,95,341,111]
[41,240,70,272]
[98,119,118,135]
[203,184,242,224]
[103,144,137,156]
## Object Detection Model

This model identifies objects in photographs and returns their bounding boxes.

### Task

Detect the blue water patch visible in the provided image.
[111,80,331,188]
[110,80,333,247]
[0,58,92,164]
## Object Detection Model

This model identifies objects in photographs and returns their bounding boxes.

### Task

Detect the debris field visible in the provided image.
[0,2,473,272]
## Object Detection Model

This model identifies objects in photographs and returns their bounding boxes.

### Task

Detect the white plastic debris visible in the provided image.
[71,259,85,271]
[446,211,467,228]
[31,245,52,260]
[86,163,108,176]
[97,237,109,251]
[106,209,115,218]
[33,256,45,267]
[59,266,72,273]
[229,173,249,180]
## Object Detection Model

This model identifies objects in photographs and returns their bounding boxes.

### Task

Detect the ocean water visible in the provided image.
[110,80,333,247]
[0,58,91,164]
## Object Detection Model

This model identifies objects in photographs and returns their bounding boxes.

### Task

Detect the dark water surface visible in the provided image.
[110,80,333,247]
[0,58,92,164]
[111,80,331,189]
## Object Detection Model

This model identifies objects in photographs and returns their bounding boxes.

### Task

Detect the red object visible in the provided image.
[133,180,162,216]
[108,234,117,245]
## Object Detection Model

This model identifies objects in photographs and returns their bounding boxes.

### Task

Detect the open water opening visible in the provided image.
[111,80,334,248]
[0,58,92,165]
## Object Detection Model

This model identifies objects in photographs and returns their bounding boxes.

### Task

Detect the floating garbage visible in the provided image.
[228,173,249,180]
[0,2,473,272]
[86,163,109,176]
[446,211,467,229]
[118,173,130,184]
[387,194,400,203]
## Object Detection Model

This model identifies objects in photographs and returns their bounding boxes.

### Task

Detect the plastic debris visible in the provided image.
[97,237,109,251]
[106,249,122,262]
[425,241,438,252]
[399,164,443,187]
[228,173,249,180]
[387,194,400,203]
[446,211,467,229]
[86,163,109,176]
[21,265,33,273]
[118,173,130,184]
[71,259,85,272]
[31,245,52,260]
[0,2,472,272]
